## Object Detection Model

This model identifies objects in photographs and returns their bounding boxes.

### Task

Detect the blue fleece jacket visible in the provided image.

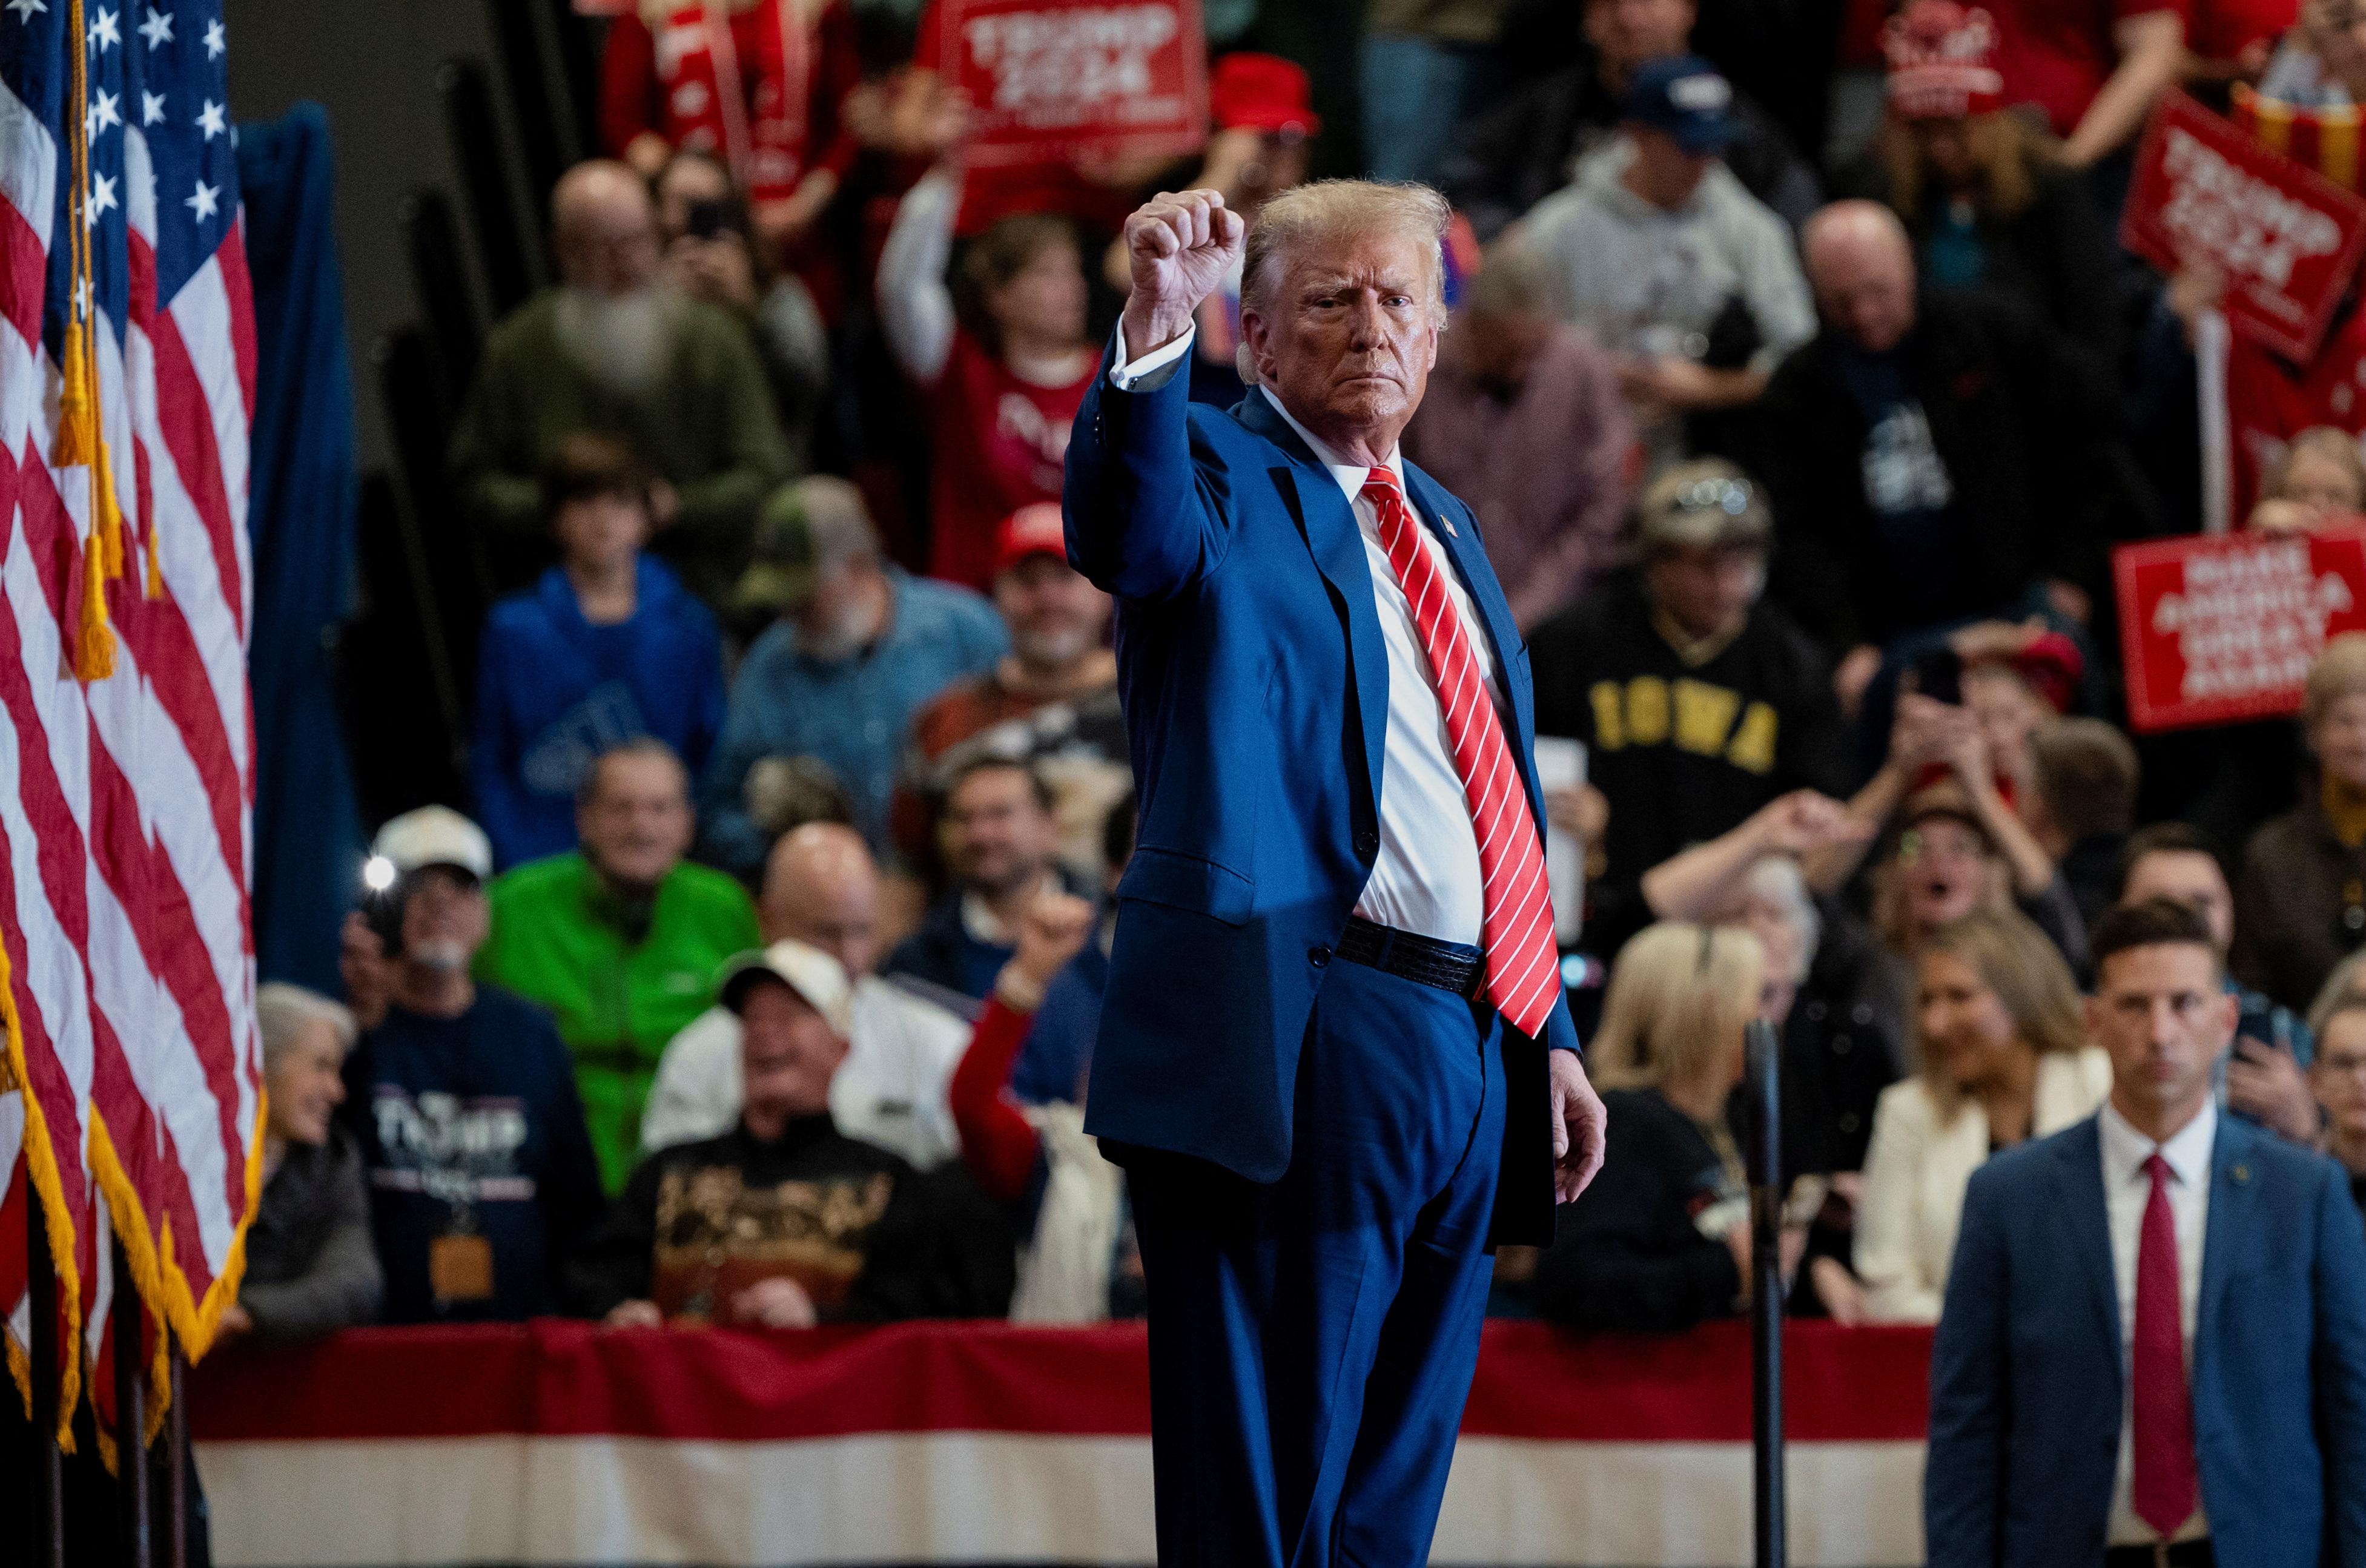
[472,559,727,870]
[698,568,1007,877]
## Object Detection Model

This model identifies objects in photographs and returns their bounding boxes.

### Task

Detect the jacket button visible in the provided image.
[1839,1112,1860,1135]
[1831,1033,1852,1056]
[1309,945,1331,968]
[1355,829,1378,857]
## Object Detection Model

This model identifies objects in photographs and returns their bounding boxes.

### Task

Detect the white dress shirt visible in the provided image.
[2098,1096,2216,1547]
[1108,323,1501,944]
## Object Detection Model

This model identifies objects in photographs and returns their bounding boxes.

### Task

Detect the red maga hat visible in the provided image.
[994,502,1071,579]
[1210,52,1321,139]
[1883,1,2004,121]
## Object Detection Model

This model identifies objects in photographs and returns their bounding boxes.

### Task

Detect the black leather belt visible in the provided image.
[2106,1541,2214,1568]
[1334,917,1485,998]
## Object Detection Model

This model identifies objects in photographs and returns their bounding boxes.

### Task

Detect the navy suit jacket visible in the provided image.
[1926,1112,2366,1568]
[1062,349,1579,1245]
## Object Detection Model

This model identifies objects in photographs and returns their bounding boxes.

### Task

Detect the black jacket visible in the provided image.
[1530,1088,1745,1332]
[2236,801,2366,1013]
[574,1115,1016,1323]
[240,1127,383,1342]
[1752,289,2142,654]
[1443,57,1820,240]
[1531,570,1851,955]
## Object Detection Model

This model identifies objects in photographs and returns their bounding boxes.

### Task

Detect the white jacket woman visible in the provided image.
[1854,910,2112,1323]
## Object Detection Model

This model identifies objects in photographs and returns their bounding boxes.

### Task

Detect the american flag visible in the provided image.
[0,0,258,1435]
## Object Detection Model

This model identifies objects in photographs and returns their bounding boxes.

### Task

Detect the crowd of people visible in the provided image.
[227,0,2366,1402]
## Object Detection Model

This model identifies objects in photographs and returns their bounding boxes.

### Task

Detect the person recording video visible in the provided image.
[337,807,606,1323]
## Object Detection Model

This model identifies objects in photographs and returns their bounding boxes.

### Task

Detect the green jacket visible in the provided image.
[477,852,761,1191]
[446,289,795,605]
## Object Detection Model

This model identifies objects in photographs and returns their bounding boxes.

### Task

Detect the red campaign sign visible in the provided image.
[2121,92,2366,363]
[924,0,1209,169]
[2115,526,2366,732]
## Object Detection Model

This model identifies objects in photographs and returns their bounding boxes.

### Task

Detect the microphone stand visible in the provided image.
[1745,1016,1786,1568]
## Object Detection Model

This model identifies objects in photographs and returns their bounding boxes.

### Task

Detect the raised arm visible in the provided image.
[1063,190,1247,602]
[876,166,962,386]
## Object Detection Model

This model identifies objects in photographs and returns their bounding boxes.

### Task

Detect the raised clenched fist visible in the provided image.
[1121,188,1246,363]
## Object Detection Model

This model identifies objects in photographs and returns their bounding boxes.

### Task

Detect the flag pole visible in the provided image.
[161,1340,187,1568]
[30,1197,65,1568]
[113,1239,151,1566]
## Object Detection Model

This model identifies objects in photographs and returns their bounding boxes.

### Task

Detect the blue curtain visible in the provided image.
[237,103,363,995]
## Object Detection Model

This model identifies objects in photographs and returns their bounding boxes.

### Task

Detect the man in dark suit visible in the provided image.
[1063,181,1609,1566]
[1927,898,2366,1568]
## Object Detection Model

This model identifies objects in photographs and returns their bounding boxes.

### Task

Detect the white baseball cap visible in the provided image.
[368,806,494,883]
[716,940,855,1036]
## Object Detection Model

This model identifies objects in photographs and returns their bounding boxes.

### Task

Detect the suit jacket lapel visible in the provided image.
[2199,1115,2258,1360]
[2050,1119,2126,1373]
[1402,460,1536,752]
[1233,392,1390,802]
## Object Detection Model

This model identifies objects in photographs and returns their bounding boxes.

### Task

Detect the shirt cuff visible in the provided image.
[1107,320,1195,392]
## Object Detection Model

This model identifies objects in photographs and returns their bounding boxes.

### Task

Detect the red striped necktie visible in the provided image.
[1360,466,1560,1038]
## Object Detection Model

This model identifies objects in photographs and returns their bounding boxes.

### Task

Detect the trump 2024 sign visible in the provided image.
[2122,92,2366,362]
[2116,526,2366,732]
[924,0,1209,168]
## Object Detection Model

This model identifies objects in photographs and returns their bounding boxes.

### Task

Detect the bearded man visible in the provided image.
[448,158,794,607]
[1065,179,1609,1566]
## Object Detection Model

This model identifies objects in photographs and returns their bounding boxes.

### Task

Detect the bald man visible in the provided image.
[1754,199,2131,708]
[448,157,793,604]
[639,823,973,1166]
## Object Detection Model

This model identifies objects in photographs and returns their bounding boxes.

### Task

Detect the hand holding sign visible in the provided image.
[2123,92,2366,360]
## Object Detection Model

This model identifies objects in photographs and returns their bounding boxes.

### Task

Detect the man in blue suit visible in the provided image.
[1927,897,2366,1568]
[1063,180,1610,1566]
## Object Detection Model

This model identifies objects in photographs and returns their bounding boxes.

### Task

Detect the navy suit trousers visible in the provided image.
[1127,957,1507,1567]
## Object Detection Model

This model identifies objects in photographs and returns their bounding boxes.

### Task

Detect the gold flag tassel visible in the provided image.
[52,0,127,679]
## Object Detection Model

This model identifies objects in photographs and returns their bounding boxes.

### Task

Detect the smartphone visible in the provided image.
[1909,647,1963,707]
[360,860,407,958]
[685,197,731,241]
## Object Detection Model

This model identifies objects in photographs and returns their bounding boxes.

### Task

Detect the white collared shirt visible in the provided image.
[1109,324,1499,944]
[2098,1096,2216,1547]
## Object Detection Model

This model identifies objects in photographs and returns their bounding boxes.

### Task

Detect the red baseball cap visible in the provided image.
[994,502,1070,579]
[1210,53,1321,139]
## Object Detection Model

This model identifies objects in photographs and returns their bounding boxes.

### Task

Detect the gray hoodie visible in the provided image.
[1519,134,1816,378]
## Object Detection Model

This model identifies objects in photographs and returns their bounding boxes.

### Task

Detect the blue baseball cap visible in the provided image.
[1625,56,1738,155]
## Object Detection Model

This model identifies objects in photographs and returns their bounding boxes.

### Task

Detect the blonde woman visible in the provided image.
[1852,911,2109,1323]
[1532,924,1767,1332]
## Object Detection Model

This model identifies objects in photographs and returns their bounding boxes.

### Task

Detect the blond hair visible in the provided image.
[1872,110,2055,228]
[1588,923,1763,1092]
[1912,911,2087,1115]
[2307,632,2366,731]
[2262,426,2366,509]
[1238,179,1452,328]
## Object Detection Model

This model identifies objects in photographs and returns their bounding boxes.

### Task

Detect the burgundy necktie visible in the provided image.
[2132,1152,2197,1538]
[1360,467,1559,1038]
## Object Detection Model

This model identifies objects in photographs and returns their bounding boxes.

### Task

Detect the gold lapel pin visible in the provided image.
[2232,1164,2252,1184]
